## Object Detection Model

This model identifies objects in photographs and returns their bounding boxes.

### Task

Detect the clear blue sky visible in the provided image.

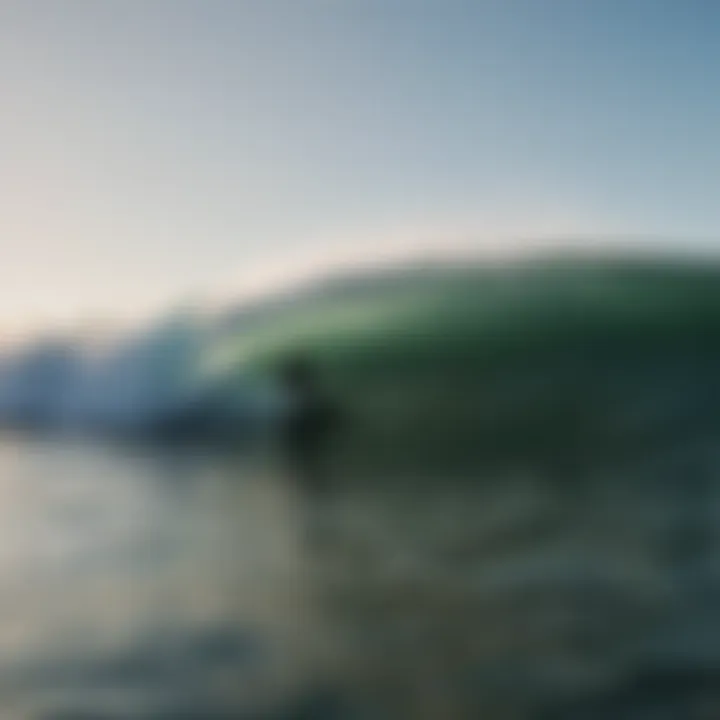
[1,0,720,332]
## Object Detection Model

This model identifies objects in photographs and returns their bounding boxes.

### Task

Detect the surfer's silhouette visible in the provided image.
[277,355,343,496]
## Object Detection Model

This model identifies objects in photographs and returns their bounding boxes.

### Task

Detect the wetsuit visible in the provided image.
[281,389,340,495]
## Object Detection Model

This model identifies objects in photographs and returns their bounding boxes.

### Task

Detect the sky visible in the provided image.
[1,0,720,334]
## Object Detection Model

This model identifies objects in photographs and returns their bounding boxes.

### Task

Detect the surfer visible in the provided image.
[276,355,343,497]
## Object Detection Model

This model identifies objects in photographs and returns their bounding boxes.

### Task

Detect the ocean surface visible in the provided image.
[2,430,720,719]
[0,435,339,719]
